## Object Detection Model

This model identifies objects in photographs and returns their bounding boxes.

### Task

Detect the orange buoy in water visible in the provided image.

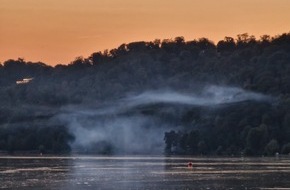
[187,162,193,168]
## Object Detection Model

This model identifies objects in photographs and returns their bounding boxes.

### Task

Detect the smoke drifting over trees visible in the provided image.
[1,32,290,155]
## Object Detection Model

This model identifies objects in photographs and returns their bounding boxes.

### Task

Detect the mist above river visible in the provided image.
[55,85,272,154]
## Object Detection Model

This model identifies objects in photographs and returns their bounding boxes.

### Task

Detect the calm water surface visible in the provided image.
[1,156,290,189]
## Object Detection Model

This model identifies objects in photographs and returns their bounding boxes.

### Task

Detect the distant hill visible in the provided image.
[0,32,290,155]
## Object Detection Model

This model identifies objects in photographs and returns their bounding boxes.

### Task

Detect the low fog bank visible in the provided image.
[59,115,167,154]
[124,85,271,108]
[56,85,273,154]
[61,85,271,116]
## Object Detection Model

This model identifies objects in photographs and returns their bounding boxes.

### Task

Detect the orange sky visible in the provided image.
[1,0,290,66]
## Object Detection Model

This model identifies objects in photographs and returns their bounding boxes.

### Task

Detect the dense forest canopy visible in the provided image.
[1,32,290,156]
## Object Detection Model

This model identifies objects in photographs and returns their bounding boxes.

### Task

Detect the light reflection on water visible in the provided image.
[1,156,290,189]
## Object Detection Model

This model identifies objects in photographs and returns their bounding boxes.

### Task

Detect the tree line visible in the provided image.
[0,32,290,155]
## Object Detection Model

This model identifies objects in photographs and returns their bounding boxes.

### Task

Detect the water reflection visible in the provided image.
[0,156,290,189]
[0,157,73,189]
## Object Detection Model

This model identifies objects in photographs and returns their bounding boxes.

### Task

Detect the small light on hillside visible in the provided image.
[16,78,33,85]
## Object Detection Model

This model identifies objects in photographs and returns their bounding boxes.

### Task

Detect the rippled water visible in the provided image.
[1,156,290,189]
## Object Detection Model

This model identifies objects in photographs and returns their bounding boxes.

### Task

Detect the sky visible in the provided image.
[0,0,290,66]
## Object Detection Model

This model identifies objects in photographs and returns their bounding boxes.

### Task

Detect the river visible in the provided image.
[1,156,290,189]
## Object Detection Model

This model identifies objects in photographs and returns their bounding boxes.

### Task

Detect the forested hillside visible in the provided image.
[1,33,290,155]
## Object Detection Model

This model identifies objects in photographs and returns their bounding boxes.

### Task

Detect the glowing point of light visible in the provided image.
[16,78,34,85]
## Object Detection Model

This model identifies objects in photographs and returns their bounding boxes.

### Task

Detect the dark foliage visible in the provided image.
[1,32,290,155]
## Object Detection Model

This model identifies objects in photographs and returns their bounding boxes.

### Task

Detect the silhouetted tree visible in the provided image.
[217,37,235,52]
